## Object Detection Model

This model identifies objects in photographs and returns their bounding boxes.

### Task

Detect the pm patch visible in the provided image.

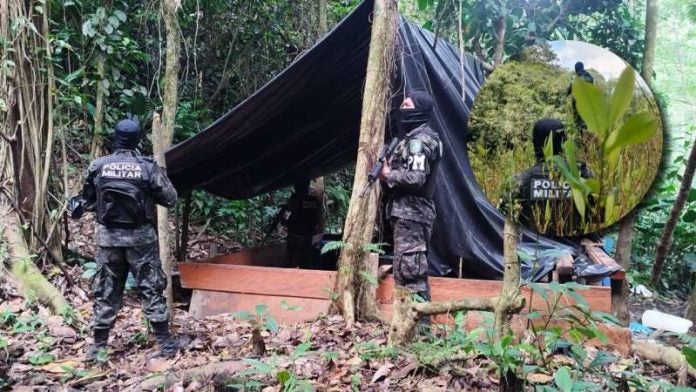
[408,154,426,171]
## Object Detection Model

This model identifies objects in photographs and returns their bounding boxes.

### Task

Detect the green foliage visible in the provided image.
[403,0,644,69]
[564,66,659,230]
[229,340,314,391]
[232,304,279,334]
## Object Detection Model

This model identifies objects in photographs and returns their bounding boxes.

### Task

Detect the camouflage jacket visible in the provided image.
[81,149,178,247]
[385,124,442,225]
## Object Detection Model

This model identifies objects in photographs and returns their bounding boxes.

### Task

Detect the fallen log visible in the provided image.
[632,341,696,379]
[136,360,247,391]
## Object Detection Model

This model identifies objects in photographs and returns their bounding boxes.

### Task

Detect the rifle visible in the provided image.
[261,203,289,245]
[359,137,400,198]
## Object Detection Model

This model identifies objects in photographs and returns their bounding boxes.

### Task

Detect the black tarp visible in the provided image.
[166,0,618,281]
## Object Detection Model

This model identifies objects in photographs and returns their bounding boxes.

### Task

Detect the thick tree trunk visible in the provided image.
[492,15,507,66]
[652,136,696,286]
[641,0,657,82]
[613,211,634,324]
[1,0,64,276]
[0,205,69,313]
[153,0,181,317]
[333,0,397,327]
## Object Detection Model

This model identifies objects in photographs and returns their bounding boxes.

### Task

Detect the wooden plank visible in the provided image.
[197,243,288,267]
[189,290,330,323]
[376,276,611,313]
[179,263,336,300]
[555,254,574,283]
[581,239,625,280]
[181,264,610,313]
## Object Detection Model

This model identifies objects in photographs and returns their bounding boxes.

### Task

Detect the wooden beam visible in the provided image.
[197,243,287,267]
[180,264,611,314]
[179,263,336,299]
[377,276,611,313]
[581,239,625,280]
[189,290,329,324]
[555,254,574,283]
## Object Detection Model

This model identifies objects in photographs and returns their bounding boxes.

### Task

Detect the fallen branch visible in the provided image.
[136,360,247,390]
[632,341,696,379]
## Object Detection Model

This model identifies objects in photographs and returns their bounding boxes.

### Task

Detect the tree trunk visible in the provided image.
[652,136,696,285]
[492,14,507,66]
[1,0,64,270]
[613,211,634,325]
[0,205,69,313]
[176,193,192,261]
[152,114,174,318]
[333,0,398,327]
[641,0,657,82]
[89,55,106,160]
[318,0,327,36]
[152,0,181,318]
[494,217,524,339]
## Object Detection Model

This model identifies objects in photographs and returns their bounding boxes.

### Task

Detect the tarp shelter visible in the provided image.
[166,0,616,281]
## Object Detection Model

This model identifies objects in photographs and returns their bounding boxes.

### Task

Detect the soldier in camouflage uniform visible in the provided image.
[73,119,181,361]
[379,91,442,303]
[283,179,323,268]
[512,118,593,235]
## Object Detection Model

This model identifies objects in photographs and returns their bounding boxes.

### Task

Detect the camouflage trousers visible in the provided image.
[391,218,432,297]
[90,242,169,331]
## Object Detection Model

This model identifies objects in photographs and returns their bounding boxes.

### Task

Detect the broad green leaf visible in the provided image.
[604,111,658,156]
[264,317,278,333]
[571,188,586,222]
[585,178,600,194]
[255,304,268,315]
[554,366,573,392]
[604,192,616,224]
[114,10,127,22]
[683,346,696,369]
[295,341,312,356]
[688,189,696,203]
[609,66,635,125]
[572,78,609,137]
[276,369,291,386]
[683,210,696,223]
[562,139,579,178]
[230,310,254,320]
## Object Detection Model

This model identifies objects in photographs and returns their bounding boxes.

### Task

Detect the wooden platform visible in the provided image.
[179,246,629,354]
[179,255,611,322]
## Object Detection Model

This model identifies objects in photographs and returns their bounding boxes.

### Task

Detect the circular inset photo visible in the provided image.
[467,40,663,237]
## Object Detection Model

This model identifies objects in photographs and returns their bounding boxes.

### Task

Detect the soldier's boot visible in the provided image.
[85,329,110,362]
[152,321,182,358]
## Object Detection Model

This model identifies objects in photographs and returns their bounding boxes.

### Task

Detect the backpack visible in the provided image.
[95,156,151,229]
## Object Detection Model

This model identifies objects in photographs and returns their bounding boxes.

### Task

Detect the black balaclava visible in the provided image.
[399,90,434,134]
[113,119,141,150]
[575,61,585,76]
[532,118,566,162]
[294,179,310,196]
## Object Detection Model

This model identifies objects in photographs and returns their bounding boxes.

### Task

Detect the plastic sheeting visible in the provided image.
[165,0,619,281]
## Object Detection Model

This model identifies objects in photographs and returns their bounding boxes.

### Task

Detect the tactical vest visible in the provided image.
[94,154,154,229]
